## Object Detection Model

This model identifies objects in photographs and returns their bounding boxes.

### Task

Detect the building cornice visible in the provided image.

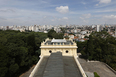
[40,46,78,48]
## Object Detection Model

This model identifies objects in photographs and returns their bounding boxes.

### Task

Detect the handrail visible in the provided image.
[29,56,44,77]
[74,56,87,77]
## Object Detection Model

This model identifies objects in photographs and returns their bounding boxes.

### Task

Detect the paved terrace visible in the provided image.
[78,57,116,77]
[33,52,82,77]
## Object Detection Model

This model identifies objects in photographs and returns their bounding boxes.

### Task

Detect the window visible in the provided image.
[66,50,68,53]
[49,50,52,53]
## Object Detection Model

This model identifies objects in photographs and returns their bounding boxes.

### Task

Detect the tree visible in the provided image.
[48,29,63,39]
[0,30,41,77]
[87,35,94,60]
[0,44,8,77]
[84,36,89,38]
[60,27,66,34]
[77,31,116,71]
[27,33,35,47]
[9,63,19,76]
[94,72,100,77]
[48,29,56,39]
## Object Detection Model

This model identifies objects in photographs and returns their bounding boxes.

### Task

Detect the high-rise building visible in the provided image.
[96,25,100,32]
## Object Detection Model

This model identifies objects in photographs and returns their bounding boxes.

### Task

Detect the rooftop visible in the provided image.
[44,38,74,45]
[51,39,66,42]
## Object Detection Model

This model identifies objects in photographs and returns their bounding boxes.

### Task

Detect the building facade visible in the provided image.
[96,25,100,32]
[40,38,78,57]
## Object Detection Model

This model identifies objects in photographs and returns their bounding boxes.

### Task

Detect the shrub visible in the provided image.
[94,72,100,77]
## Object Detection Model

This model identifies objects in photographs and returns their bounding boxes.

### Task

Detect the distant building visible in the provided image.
[20,29,25,32]
[29,26,32,31]
[80,35,85,39]
[74,29,77,33]
[69,34,74,39]
[108,28,110,32]
[64,33,69,36]
[44,31,48,33]
[115,29,116,37]
[100,25,103,31]
[81,31,87,35]
[92,25,96,28]
[96,25,100,32]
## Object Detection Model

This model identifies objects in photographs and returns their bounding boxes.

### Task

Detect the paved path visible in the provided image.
[78,58,116,77]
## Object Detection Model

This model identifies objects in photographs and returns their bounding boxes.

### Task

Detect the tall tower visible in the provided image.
[96,25,100,32]
[108,28,110,32]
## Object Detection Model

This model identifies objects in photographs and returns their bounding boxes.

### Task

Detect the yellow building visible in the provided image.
[40,38,78,57]
[29,38,87,77]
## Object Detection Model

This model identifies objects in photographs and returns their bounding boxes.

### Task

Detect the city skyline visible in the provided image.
[0,0,116,26]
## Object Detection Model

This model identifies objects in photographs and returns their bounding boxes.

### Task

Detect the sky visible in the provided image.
[0,0,116,26]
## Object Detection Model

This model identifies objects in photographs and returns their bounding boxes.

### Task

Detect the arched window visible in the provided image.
[49,50,52,53]
[66,50,68,53]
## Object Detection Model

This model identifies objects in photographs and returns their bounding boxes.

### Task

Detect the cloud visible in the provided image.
[80,14,91,23]
[96,0,111,6]
[58,17,68,21]
[79,17,89,23]
[95,9,116,13]
[82,14,91,18]
[101,15,116,24]
[80,17,84,20]
[56,6,69,14]
[44,16,47,18]
[79,14,91,24]
[104,15,116,19]
[51,19,55,21]
[95,4,99,6]
[99,0,111,4]
[62,17,68,20]
[0,17,7,20]
[41,1,48,4]
[0,7,61,26]
[81,2,86,5]
[0,9,15,13]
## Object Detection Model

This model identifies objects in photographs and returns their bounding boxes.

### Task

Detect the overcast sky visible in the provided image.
[0,0,116,26]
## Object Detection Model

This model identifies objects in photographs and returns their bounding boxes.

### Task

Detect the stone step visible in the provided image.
[63,56,82,77]
[34,56,49,77]
[33,52,82,77]
[43,52,64,77]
